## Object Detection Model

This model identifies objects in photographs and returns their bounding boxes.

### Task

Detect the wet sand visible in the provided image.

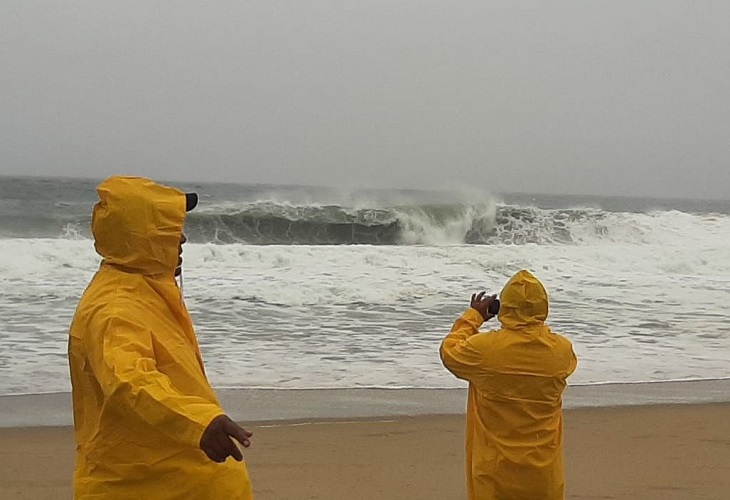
[1,403,729,500]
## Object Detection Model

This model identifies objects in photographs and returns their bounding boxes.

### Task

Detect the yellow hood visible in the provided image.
[497,269,549,330]
[92,176,186,276]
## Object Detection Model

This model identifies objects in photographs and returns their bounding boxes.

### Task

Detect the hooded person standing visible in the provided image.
[68,176,253,499]
[440,270,577,500]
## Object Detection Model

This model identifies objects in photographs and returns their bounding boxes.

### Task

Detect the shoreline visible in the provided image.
[2,403,729,500]
[2,378,730,428]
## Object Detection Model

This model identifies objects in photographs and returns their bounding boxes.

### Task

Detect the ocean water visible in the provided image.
[1,176,729,396]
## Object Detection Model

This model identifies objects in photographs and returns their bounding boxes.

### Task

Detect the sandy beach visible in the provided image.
[1,403,728,500]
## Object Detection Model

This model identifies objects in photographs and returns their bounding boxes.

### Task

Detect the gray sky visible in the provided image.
[1,1,729,199]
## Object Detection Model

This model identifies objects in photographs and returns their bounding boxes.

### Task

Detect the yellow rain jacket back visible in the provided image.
[440,270,577,500]
[68,176,252,500]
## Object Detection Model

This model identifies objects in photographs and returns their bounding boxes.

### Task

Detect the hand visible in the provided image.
[200,414,253,463]
[470,291,497,322]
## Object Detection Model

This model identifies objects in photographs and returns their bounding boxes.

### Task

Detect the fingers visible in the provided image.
[204,432,243,463]
[201,447,218,462]
[217,420,252,462]
[213,430,235,461]
[201,415,252,463]
[476,291,486,301]
[222,434,243,462]
[202,436,228,463]
[225,419,253,448]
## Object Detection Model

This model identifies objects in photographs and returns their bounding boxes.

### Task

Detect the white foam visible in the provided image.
[1,209,730,395]
[396,202,498,245]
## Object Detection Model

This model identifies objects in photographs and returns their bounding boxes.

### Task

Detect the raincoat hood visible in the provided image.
[498,269,549,330]
[92,176,187,276]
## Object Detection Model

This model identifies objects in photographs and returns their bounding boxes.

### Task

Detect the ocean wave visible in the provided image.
[131,201,677,245]
[2,199,728,246]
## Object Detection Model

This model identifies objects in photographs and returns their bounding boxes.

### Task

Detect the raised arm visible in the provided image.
[439,292,496,382]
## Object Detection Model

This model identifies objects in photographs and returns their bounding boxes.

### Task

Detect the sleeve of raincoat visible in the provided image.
[440,308,487,382]
[84,315,225,448]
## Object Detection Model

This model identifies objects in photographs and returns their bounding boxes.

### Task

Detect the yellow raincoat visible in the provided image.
[440,270,577,500]
[68,177,252,499]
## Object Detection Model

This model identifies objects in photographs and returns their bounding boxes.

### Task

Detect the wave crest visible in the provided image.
[7,198,726,247]
[182,201,649,245]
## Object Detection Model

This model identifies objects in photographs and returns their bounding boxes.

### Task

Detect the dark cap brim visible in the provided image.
[185,192,198,212]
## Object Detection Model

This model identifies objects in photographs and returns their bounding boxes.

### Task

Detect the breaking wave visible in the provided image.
[4,198,727,246]
[174,201,650,245]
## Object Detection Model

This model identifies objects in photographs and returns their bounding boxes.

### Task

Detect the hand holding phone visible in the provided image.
[470,291,499,321]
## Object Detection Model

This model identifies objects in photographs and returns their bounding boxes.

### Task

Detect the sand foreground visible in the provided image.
[1,404,728,500]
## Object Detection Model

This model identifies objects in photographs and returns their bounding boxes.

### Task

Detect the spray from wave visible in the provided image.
[180,200,653,245]
[184,201,499,245]
[5,195,727,247]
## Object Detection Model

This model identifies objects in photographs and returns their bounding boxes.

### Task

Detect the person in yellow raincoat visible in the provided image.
[68,176,253,499]
[440,270,577,500]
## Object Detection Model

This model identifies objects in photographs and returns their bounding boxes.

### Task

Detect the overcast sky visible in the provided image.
[1,1,729,199]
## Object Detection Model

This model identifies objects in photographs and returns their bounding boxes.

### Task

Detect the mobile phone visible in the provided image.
[488,299,500,315]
